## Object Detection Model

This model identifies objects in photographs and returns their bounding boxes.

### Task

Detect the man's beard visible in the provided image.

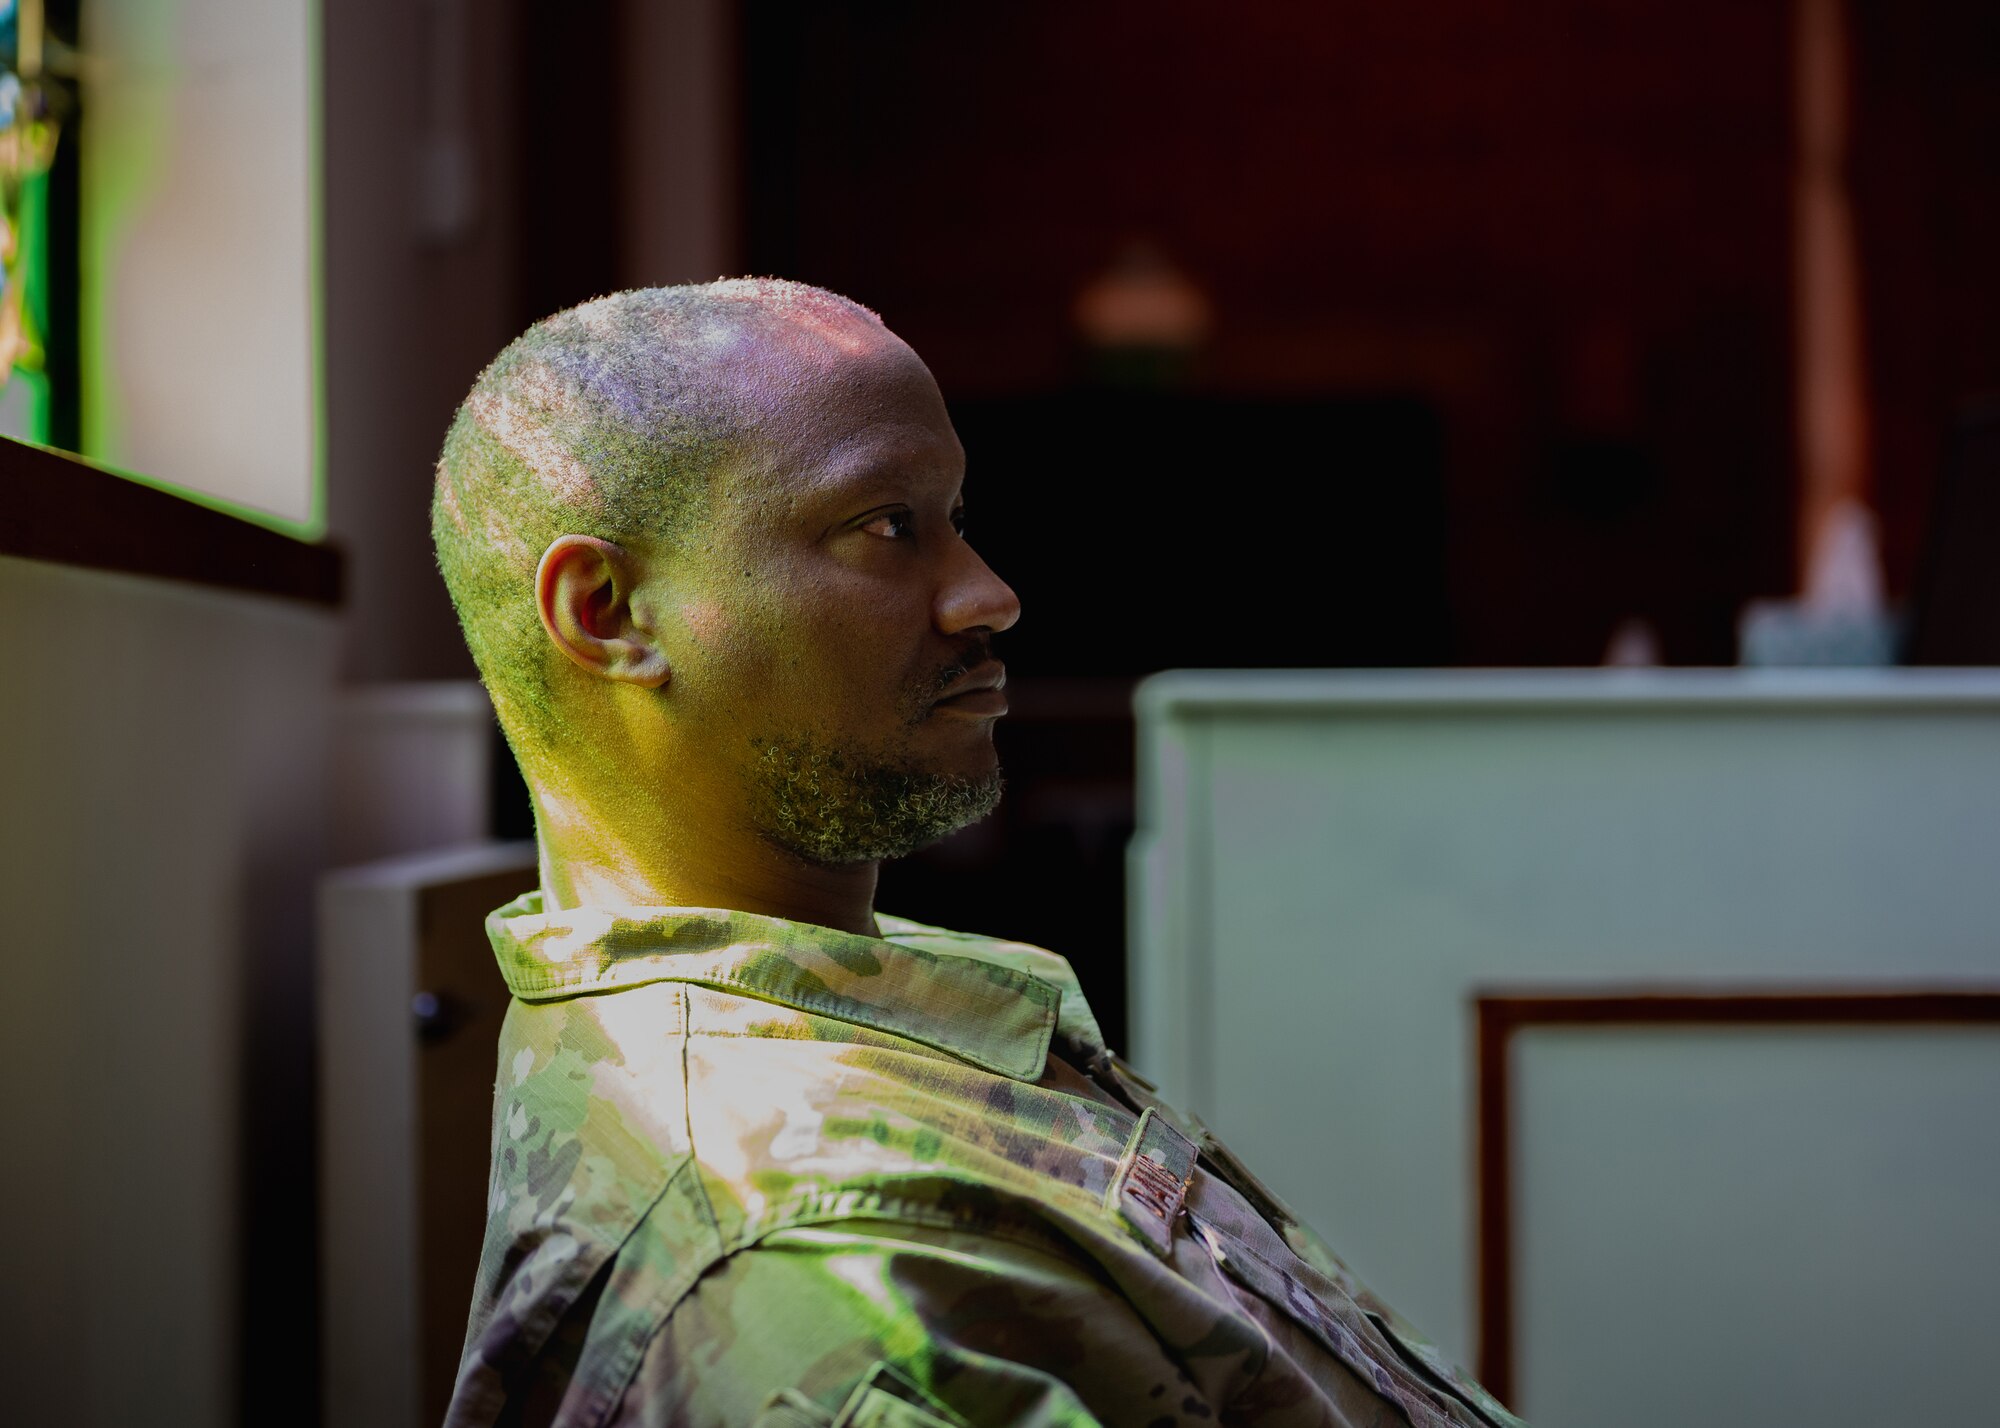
[746,733,1003,867]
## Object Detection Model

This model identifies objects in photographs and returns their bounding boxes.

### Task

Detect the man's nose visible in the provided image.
[936,543,1021,636]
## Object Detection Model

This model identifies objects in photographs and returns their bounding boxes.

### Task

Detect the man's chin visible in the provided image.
[747,735,1004,867]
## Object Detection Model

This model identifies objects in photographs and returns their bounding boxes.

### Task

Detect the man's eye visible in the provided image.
[862,511,913,539]
[857,509,965,540]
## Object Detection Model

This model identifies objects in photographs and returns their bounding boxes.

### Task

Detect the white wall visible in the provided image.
[330,682,494,865]
[0,555,340,1427]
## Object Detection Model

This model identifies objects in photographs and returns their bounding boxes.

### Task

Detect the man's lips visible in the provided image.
[936,660,1006,700]
[930,661,1008,715]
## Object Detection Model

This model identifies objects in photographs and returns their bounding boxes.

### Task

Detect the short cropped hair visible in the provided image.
[432,279,884,769]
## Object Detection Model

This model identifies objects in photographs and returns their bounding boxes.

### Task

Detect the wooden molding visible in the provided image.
[0,436,342,606]
[1473,987,2000,1408]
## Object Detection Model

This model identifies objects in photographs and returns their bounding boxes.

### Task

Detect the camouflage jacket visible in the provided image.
[445,893,1526,1428]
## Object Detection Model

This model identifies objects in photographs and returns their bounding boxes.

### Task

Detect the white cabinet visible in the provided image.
[1129,670,2000,1428]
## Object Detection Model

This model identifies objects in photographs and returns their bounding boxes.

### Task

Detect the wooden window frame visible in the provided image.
[1,435,340,606]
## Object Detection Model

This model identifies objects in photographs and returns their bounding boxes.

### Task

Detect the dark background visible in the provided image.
[491,0,2000,1055]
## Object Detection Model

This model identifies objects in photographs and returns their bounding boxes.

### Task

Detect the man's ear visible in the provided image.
[534,535,672,688]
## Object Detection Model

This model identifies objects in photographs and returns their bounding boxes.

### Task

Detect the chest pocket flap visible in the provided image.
[753,1362,975,1428]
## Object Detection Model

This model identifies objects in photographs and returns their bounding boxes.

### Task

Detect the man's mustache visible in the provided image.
[926,637,997,701]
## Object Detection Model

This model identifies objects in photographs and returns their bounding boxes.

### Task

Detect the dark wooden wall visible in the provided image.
[740,0,2000,665]
[1849,1,2000,595]
[743,0,1798,665]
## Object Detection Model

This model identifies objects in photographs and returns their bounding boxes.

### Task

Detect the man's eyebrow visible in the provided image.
[811,461,965,504]
[809,469,908,507]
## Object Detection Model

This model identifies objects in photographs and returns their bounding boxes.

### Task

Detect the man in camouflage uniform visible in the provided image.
[431,280,1524,1428]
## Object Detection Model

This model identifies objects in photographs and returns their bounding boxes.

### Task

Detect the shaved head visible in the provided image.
[432,279,887,770]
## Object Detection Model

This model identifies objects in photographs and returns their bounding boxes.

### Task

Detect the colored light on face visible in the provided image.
[634,324,1022,868]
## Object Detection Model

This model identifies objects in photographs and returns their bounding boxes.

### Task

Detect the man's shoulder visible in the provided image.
[476,939,1121,1274]
[454,975,1156,1424]
[872,910,1066,968]
[873,912,1111,1057]
[676,973,1135,1254]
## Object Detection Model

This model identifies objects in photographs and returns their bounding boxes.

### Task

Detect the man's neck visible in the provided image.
[530,785,883,937]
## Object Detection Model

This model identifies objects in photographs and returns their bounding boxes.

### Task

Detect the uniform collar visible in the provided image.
[486,890,1108,1082]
